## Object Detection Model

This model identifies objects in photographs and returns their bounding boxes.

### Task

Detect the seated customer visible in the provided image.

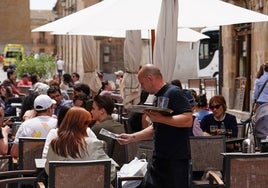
[91,95,125,164]
[73,93,93,112]
[42,105,96,158]
[10,95,58,158]
[17,73,32,87]
[194,93,212,122]
[200,95,238,137]
[99,81,123,103]
[45,107,116,181]
[0,123,10,155]
[183,89,204,136]
[47,85,73,116]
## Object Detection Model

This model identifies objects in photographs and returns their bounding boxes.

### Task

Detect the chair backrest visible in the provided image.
[18,86,31,95]
[0,170,37,188]
[223,153,268,188]
[49,159,111,188]
[109,139,128,167]
[137,140,154,163]
[188,78,202,94]
[237,123,246,138]
[0,155,13,171]
[203,78,217,95]
[18,137,46,170]
[125,140,154,163]
[190,136,226,172]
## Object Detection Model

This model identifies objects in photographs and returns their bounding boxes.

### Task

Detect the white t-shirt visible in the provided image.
[14,116,57,144]
[56,59,64,70]
[42,127,97,158]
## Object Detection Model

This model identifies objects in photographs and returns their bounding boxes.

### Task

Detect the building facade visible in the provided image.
[0,0,31,53]
[221,0,268,118]
[31,10,57,56]
[37,0,268,118]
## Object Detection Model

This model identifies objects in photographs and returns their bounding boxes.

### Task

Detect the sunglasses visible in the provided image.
[209,104,221,110]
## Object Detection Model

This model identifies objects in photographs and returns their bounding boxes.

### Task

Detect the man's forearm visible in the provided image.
[131,125,154,142]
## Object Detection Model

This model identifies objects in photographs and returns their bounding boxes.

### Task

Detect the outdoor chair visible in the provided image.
[18,86,31,95]
[37,159,111,188]
[208,153,268,188]
[18,137,46,170]
[109,139,128,167]
[0,155,13,172]
[188,78,202,94]
[116,140,153,188]
[189,135,226,188]
[203,78,217,96]
[0,169,38,188]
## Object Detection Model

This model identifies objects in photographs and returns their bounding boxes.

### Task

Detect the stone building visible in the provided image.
[221,0,268,118]
[31,10,57,55]
[53,0,126,79]
[0,0,31,53]
[50,0,268,118]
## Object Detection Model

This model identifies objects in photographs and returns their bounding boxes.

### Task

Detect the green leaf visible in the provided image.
[15,54,56,79]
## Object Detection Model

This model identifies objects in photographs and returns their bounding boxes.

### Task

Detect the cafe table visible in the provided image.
[35,158,48,185]
[225,137,247,152]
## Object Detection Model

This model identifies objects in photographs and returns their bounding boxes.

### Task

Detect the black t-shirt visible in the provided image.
[153,84,192,160]
[200,113,238,137]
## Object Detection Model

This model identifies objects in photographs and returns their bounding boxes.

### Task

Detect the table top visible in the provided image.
[221,152,268,156]
[226,137,246,143]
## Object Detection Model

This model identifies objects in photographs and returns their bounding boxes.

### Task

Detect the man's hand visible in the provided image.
[144,110,162,123]
[116,133,135,145]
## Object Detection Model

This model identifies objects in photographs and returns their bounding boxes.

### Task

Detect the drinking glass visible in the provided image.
[210,125,217,136]
[157,96,169,108]
[226,129,233,138]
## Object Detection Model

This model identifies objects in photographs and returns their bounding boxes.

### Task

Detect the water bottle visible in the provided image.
[221,122,226,135]
[242,138,251,153]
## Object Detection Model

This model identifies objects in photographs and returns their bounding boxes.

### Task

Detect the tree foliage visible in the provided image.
[15,54,56,79]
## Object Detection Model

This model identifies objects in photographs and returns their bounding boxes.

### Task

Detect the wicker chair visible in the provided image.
[189,135,226,188]
[188,78,202,94]
[0,169,38,188]
[209,153,268,188]
[0,155,13,172]
[18,137,46,170]
[116,140,153,188]
[38,159,111,188]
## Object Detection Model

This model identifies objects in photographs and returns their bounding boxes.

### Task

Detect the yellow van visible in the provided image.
[3,44,24,71]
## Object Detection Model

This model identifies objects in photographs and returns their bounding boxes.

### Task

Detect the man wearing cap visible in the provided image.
[17,73,32,87]
[114,70,124,89]
[10,94,57,158]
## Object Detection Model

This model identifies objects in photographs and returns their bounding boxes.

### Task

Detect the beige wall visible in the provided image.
[0,0,31,53]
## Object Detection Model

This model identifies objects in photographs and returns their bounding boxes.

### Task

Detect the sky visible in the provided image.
[30,0,57,10]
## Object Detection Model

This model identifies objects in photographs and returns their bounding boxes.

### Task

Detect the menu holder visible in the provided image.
[125,105,173,114]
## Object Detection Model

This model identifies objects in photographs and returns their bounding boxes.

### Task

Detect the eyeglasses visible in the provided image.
[209,104,221,110]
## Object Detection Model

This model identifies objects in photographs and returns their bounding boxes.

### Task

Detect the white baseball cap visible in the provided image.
[114,70,124,76]
[34,95,56,111]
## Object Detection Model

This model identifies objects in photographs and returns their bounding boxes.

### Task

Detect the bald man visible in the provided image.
[117,64,193,188]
